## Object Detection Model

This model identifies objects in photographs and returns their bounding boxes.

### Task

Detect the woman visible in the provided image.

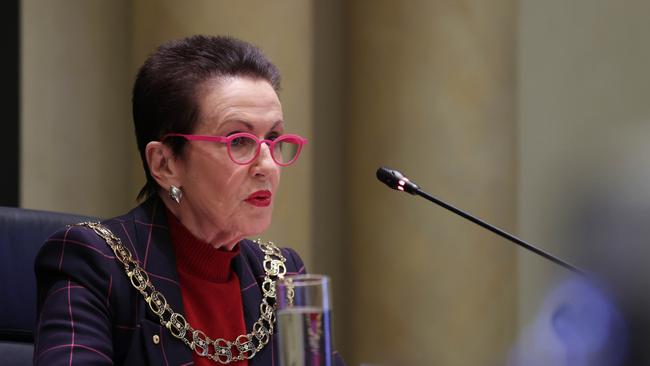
[34,35,343,365]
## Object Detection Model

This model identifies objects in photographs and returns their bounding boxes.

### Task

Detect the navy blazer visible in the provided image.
[34,197,342,365]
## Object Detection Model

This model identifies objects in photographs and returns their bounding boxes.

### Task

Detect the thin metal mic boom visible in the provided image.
[376,166,585,275]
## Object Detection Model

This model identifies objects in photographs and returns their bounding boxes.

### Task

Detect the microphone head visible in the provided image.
[376,166,420,194]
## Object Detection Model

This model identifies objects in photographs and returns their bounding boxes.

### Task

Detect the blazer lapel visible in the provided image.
[128,197,193,364]
[233,246,263,333]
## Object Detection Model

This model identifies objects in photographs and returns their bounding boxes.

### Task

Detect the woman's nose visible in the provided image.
[252,142,276,173]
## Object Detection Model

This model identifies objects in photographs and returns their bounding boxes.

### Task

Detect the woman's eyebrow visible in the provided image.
[217,119,284,134]
[270,120,284,130]
[219,120,254,131]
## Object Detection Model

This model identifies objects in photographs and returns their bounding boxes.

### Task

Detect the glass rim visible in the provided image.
[277,273,330,287]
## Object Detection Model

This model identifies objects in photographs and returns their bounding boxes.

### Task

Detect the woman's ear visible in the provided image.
[145,141,182,189]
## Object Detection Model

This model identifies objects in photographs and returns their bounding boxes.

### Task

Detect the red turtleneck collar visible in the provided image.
[166,208,239,283]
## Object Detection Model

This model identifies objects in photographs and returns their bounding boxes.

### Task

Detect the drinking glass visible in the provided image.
[276,274,333,366]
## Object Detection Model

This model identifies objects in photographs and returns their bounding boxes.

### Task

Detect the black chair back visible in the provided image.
[0,206,95,365]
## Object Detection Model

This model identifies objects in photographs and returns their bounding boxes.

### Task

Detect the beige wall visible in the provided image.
[21,0,133,217]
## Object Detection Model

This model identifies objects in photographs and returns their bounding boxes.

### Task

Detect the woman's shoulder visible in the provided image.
[41,197,163,256]
[38,222,115,264]
[36,199,159,274]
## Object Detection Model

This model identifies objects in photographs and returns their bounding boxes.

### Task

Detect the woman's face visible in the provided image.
[174,76,283,245]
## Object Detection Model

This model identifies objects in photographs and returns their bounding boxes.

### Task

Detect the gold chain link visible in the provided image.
[73,221,289,364]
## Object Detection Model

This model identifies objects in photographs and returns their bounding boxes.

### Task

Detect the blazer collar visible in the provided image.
[232,246,264,332]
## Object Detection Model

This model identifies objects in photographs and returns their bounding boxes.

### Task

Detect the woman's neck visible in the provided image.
[160,193,243,250]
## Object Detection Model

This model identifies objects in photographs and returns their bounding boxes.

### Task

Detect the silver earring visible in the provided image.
[169,185,183,204]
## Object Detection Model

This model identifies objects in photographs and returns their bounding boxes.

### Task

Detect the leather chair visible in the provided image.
[0,207,95,366]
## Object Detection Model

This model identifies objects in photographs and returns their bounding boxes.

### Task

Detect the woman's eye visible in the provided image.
[231,136,247,146]
[230,136,257,149]
[267,133,281,141]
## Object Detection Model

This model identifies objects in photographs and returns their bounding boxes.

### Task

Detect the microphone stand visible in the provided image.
[376,166,586,275]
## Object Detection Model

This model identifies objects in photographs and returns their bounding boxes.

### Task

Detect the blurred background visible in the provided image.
[4,0,650,364]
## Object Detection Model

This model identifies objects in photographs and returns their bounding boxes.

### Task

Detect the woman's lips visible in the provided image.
[245,190,272,207]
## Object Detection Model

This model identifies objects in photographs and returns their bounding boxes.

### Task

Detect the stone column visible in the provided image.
[344,1,518,364]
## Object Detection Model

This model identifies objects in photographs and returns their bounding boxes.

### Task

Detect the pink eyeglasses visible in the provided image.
[163,132,307,166]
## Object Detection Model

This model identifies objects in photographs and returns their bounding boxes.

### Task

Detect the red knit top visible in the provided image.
[167,211,248,366]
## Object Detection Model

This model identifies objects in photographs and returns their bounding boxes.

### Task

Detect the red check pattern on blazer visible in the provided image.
[33,197,341,366]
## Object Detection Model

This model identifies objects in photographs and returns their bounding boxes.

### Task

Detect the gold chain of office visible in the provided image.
[74,221,290,364]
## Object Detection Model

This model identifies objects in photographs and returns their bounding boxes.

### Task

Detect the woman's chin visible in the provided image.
[241,218,272,238]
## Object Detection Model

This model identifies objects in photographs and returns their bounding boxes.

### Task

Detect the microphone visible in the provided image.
[376,166,585,275]
[376,166,420,194]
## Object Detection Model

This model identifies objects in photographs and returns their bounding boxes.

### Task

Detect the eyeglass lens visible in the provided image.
[230,135,301,165]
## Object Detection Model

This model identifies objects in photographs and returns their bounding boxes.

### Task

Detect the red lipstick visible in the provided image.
[245,190,272,207]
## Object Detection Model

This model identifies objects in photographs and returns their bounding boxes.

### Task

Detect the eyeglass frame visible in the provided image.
[162,132,308,166]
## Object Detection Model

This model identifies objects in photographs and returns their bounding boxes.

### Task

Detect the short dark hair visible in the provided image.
[132,35,281,200]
